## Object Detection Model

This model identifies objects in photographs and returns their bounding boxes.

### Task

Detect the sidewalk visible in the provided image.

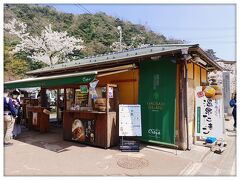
[4,118,236,176]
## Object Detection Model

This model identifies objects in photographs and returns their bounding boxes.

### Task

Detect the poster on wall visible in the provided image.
[108,87,114,98]
[195,86,224,138]
[119,104,142,136]
[72,119,95,143]
[32,112,38,125]
[75,89,88,106]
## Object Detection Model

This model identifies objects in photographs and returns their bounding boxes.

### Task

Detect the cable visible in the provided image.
[184,35,235,40]
[76,4,92,14]
[74,4,89,14]
[150,25,235,31]
[75,4,122,33]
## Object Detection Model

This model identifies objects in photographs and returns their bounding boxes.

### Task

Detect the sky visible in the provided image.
[50,4,236,61]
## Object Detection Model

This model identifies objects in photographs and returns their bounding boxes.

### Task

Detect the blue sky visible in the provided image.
[51,4,236,60]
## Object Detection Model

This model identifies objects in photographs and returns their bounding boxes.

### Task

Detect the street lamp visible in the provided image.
[117,26,122,52]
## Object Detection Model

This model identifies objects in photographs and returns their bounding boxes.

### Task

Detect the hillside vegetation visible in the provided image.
[4,4,184,80]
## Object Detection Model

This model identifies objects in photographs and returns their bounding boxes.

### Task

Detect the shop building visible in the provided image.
[4,44,223,150]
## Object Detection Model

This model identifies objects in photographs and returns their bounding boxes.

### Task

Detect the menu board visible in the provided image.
[119,104,142,136]
[75,89,88,106]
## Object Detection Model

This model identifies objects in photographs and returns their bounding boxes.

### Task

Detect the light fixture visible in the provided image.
[184,54,192,61]
[150,56,161,60]
[194,56,207,66]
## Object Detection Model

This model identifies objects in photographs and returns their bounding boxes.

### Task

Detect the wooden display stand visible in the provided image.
[63,84,119,148]
[27,106,50,133]
[23,98,39,127]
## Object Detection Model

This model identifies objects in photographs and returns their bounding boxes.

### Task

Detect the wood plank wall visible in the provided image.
[187,63,208,144]
[97,69,139,104]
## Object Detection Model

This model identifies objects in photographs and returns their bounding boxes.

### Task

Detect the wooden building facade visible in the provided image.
[4,44,223,150]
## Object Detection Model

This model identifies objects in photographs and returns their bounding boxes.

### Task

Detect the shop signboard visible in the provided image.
[139,58,176,145]
[119,104,142,136]
[195,86,224,138]
[72,119,95,143]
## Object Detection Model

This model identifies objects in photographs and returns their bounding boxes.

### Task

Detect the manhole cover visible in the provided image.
[117,157,149,169]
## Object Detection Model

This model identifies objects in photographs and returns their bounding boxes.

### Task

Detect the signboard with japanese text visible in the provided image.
[195,86,224,138]
[119,104,142,136]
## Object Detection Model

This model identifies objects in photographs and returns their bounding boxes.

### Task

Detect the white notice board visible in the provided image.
[119,104,142,136]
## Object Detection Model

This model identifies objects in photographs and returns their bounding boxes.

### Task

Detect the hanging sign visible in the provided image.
[195,86,224,138]
[89,80,99,99]
[119,104,142,136]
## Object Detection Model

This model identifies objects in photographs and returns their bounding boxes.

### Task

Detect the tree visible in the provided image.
[205,49,218,60]
[4,18,85,66]
[4,46,29,80]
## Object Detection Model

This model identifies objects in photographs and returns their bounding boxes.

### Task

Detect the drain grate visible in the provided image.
[117,157,149,169]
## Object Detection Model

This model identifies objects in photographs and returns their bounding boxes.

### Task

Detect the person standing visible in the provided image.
[11,89,22,138]
[4,91,17,146]
[229,93,237,131]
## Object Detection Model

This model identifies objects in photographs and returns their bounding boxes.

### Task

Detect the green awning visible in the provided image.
[4,71,97,90]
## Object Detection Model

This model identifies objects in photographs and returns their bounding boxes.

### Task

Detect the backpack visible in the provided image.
[229,99,236,107]
[5,97,9,103]
[4,97,10,110]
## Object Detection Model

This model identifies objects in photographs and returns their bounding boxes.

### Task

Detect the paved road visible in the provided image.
[4,118,236,176]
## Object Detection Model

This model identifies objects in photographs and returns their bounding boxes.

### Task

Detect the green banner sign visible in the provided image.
[197,107,201,133]
[139,58,177,145]
[4,74,96,89]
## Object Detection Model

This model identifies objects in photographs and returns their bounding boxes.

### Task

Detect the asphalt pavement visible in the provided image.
[4,117,237,176]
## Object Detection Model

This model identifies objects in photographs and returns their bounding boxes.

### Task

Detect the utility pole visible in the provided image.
[117,26,122,51]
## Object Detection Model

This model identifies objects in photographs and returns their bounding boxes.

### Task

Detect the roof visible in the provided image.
[26,44,223,76]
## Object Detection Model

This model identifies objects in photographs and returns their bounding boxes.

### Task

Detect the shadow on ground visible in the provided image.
[15,124,90,153]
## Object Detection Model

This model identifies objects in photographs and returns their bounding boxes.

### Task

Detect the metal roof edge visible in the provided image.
[5,71,97,84]
[194,47,224,71]
[27,44,198,75]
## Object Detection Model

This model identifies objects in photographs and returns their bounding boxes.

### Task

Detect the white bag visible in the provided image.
[4,115,12,122]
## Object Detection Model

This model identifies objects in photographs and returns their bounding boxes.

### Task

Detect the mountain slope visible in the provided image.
[4,4,184,80]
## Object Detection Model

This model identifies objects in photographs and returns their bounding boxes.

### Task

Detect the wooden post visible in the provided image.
[106,84,110,114]
[57,88,59,122]
[40,88,48,108]
[178,61,187,150]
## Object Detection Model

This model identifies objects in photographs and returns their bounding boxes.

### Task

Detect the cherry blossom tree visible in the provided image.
[4,18,84,66]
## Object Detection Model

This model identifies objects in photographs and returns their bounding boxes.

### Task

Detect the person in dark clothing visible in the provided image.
[229,93,237,131]
[4,92,17,145]
[11,89,22,138]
